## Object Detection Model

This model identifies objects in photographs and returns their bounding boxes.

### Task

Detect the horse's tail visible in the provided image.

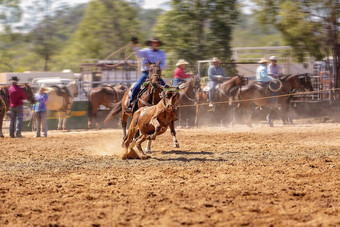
[229,86,240,106]
[104,100,122,125]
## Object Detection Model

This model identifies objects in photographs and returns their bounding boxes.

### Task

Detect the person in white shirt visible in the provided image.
[267,56,281,78]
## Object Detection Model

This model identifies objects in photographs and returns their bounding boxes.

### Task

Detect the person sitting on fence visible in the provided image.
[267,56,281,78]
[208,57,225,107]
[32,85,48,138]
[126,36,168,112]
[173,59,193,86]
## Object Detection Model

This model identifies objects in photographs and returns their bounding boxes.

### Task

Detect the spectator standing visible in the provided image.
[8,76,27,138]
[33,86,48,137]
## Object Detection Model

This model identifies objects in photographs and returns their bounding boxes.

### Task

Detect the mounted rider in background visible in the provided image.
[173,59,193,86]
[267,56,281,78]
[126,36,168,113]
[208,57,225,107]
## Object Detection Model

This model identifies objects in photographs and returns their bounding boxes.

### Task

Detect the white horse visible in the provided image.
[44,80,78,130]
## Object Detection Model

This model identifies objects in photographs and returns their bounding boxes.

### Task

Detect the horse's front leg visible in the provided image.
[63,111,69,131]
[0,113,4,138]
[121,112,128,140]
[170,120,179,148]
[266,108,274,127]
[57,112,62,130]
[145,140,152,154]
[135,135,148,159]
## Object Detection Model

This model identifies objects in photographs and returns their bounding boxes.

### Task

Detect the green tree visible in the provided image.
[254,0,340,88]
[69,0,139,61]
[153,0,238,73]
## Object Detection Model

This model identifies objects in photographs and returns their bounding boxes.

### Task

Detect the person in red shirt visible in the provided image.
[8,76,27,138]
[173,59,193,86]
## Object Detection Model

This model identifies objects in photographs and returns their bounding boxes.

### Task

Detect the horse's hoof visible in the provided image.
[145,148,151,154]
[174,143,180,148]
[0,135,4,138]
[140,155,148,160]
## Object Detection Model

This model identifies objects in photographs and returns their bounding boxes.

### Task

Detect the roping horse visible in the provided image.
[0,84,36,138]
[177,75,201,128]
[195,75,247,126]
[104,61,180,152]
[43,80,78,130]
[122,89,179,159]
[88,84,127,129]
[229,73,313,127]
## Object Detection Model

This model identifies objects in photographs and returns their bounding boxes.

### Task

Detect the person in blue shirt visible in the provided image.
[208,57,225,107]
[256,58,274,83]
[32,86,48,137]
[126,37,167,112]
[256,58,277,104]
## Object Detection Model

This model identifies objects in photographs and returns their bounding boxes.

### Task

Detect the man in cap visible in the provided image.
[32,85,49,137]
[8,76,27,138]
[126,36,168,112]
[268,56,281,78]
[207,57,225,107]
[173,59,193,86]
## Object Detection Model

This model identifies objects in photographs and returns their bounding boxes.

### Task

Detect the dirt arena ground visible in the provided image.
[0,122,340,226]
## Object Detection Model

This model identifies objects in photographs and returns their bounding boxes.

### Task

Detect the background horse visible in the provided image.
[0,84,36,138]
[195,75,247,126]
[43,80,78,130]
[177,75,201,128]
[104,61,179,152]
[229,74,313,127]
[88,84,127,129]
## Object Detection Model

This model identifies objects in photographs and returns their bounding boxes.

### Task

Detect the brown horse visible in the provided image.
[104,61,180,151]
[177,75,201,128]
[195,75,247,126]
[0,84,36,138]
[88,84,127,129]
[122,89,179,159]
[229,73,313,127]
[104,62,164,136]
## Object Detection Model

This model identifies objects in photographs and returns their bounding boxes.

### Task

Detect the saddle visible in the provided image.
[50,85,72,112]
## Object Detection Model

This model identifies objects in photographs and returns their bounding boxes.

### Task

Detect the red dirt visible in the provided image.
[0,123,339,226]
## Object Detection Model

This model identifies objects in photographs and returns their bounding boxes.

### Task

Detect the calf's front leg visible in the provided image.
[170,120,179,148]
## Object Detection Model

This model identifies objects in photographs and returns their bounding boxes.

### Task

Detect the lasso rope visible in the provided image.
[177,87,340,108]
[104,43,137,68]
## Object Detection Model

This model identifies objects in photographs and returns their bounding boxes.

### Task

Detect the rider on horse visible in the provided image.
[126,36,168,113]
[208,57,226,107]
[173,59,193,86]
[256,58,275,87]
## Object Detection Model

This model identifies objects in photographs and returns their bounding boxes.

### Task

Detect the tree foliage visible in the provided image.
[254,0,339,74]
[69,0,139,60]
[153,0,238,65]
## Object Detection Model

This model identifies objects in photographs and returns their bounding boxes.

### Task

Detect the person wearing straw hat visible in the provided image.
[256,58,274,84]
[268,56,281,78]
[32,85,49,137]
[207,57,225,107]
[173,59,193,86]
[8,76,27,138]
[126,36,168,112]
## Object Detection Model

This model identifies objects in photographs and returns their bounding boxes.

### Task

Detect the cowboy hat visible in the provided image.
[269,56,278,61]
[39,84,48,91]
[211,57,221,63]
[176,59,189,66]
[9,76,19,81]
[145,37,163,46]
[258,58,270,64]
